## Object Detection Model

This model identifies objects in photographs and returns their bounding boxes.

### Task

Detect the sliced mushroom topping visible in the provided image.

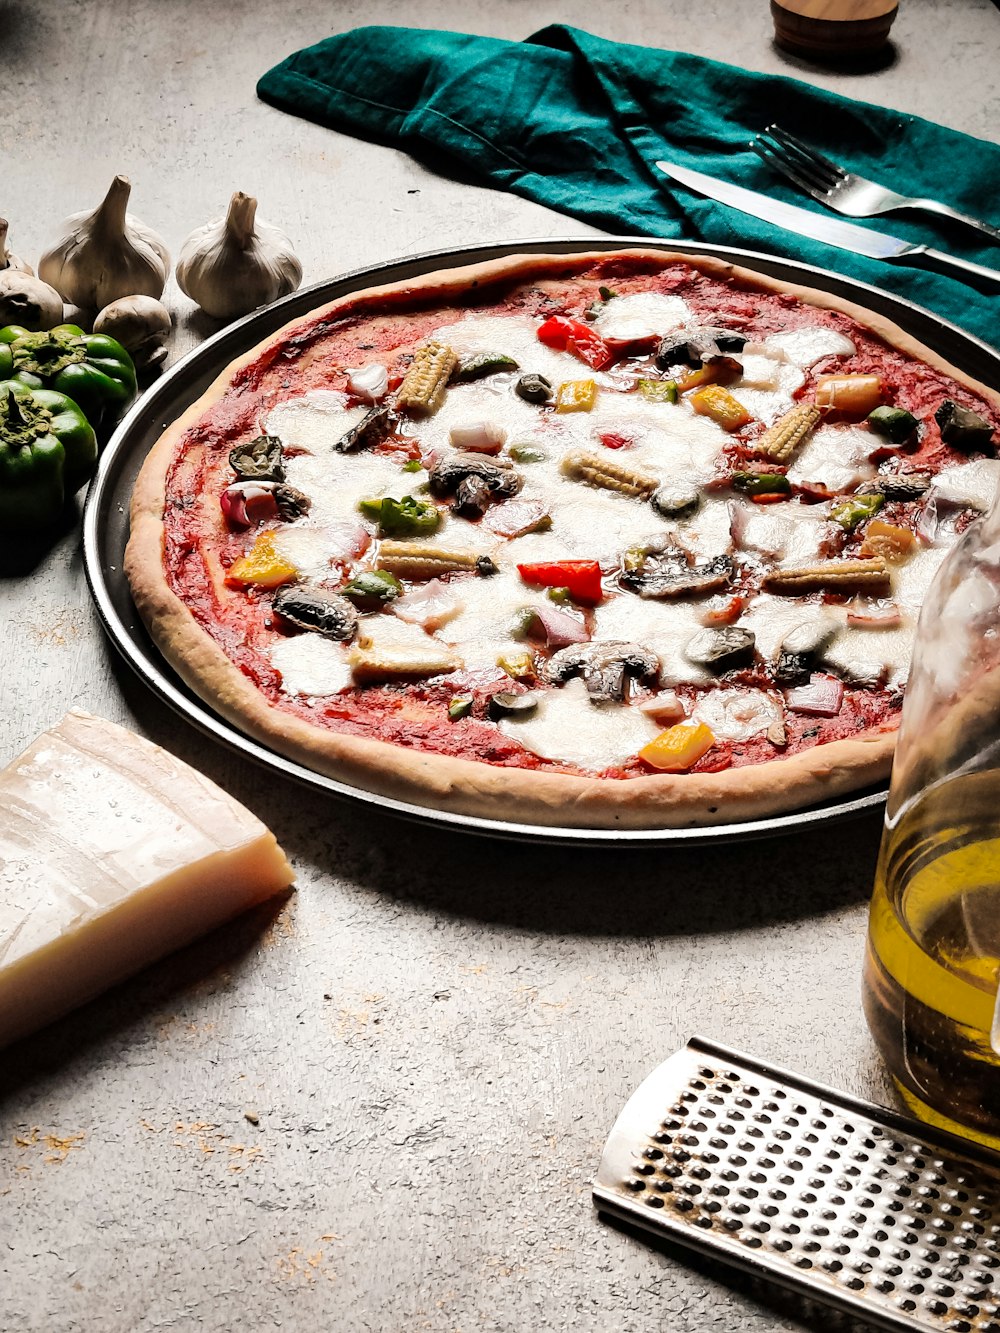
[684,626,756,673]
[541,640,661,704]
[454,474,493,518]
[334,403,398,453]
[621,538,733,600]
[427,451,522,502]
[273,585,359,642]
[230,433,285,482]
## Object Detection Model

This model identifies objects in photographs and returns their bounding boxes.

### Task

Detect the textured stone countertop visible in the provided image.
[1,2,997,1329]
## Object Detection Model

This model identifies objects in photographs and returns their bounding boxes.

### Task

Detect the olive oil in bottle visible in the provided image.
[862,475,1000,1147]
[863,770,1000,1147]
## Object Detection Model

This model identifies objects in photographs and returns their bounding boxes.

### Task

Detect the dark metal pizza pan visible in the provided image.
[82,237,1000,846]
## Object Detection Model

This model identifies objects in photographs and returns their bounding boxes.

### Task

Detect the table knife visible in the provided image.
[655,160,1000,288]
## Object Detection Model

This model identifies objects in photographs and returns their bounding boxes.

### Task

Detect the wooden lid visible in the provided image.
[771,0,898,57]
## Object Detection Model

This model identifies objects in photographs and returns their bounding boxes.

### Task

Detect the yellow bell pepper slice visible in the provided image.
[638,721,715,772]
[689,386,752,432]
[860,518,917,565]
[225,531,299,589]
[555,379,597,413]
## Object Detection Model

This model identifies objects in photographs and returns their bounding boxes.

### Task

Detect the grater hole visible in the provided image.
[875,1279,895,1294]
[899,1300,917,1313]
[743,1235,762,1249]
[694,1216,713,1229]
[824,1260,843,1274]
[773,1240,793,1253]
[645,1195,664,1209]
[845,1277,864,1291]
[945,1324,972,1333]
[644,1147,664,1160]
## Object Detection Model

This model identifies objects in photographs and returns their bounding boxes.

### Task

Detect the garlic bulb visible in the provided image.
[0,271,63,330]
[93,295,172,371]
[175,192,302,320]
[38,175,170,309]
[0,219,33,275]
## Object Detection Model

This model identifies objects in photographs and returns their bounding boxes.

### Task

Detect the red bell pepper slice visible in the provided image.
[536,316,613,371]
[516,559,604,605]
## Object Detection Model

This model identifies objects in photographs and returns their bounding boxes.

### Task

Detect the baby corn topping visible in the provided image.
[753,402,821,462]
[375,541,483,580]
[394,341,459,416]
[349,624,464,682]
[763,557,891,594]
[560,449,657,499]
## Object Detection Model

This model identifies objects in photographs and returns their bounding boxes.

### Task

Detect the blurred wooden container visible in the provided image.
[771,0,899,59]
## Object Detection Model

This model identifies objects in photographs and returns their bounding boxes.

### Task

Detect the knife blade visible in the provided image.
[655,160,1000,288]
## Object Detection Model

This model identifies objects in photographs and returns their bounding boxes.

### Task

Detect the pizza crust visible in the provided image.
[125,247,997,828]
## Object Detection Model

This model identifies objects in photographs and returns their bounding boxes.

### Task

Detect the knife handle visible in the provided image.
[904,245,1000,287]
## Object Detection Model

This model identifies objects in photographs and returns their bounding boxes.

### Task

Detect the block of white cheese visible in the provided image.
[0,710,295,1047]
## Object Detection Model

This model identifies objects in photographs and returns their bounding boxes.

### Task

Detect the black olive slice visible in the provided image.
[273,585,359,641]
[489,691,540,719]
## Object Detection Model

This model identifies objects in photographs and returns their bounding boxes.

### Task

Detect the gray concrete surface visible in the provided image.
[1,2,998,1329]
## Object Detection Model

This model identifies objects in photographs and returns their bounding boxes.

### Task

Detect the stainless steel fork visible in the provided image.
[752,123,1000,244]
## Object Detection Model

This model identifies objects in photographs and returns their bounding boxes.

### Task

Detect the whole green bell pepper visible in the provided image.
[0,323,137,435]
[0,380,98,530]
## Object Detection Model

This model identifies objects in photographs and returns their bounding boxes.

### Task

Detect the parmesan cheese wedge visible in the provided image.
[0,710,295,1047]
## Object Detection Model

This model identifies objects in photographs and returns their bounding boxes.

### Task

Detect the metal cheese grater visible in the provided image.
[594,1038,1000,1332]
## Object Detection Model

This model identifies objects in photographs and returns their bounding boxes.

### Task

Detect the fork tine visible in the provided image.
[764,124,846,186]
[756,133,837,194]
[757,133,848,197]
[751,138,829,201]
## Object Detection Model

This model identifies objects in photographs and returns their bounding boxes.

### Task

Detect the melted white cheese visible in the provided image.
[437,569,548,671]
[498,678,659,771]
[593,593,712,686]
[690,688,782,742]
[265,391,366,451]
[765,328,856,367]
[268,634,353,696]
[931,459,1000,512]
[787,423,876,494]
[591,292,691,340]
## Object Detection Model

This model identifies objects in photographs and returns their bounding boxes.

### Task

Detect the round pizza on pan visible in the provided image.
[125,249,1000,828]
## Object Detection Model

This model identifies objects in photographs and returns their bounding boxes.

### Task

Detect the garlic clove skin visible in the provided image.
[93,295,172,371]
[0,271,64,331]
[0,218,34,276]
[175,191,303,321]
[38,175,171,310]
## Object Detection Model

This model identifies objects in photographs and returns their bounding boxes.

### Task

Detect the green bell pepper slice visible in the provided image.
[1,323,137,435]
[0,380,98,530]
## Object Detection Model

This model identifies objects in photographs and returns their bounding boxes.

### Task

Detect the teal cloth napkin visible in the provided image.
[258,24,1000,347]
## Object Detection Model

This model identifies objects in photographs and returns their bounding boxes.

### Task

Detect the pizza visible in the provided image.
[124,249,1000,828]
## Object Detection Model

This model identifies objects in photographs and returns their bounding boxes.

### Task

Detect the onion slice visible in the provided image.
[784,674,844,717]
[529,604,590,649]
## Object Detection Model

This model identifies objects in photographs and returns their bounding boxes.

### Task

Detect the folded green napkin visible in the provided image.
[258,24,1000,347]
